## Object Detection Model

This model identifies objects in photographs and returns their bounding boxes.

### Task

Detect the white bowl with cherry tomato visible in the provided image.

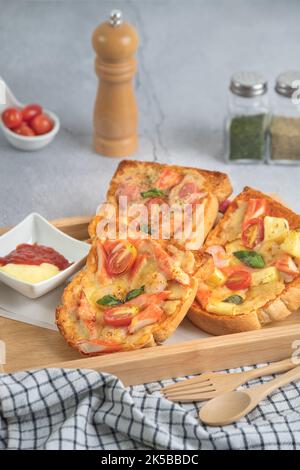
[0,77,60,151]
[1,103,60,151]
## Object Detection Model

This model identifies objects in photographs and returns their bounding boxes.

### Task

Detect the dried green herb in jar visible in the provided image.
[229,114,267,161]
[270,116,300,161]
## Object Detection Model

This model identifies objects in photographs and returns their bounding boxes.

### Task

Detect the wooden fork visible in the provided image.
[161,358,295,402]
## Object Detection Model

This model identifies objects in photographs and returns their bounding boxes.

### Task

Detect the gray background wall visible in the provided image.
[1,0,300,225]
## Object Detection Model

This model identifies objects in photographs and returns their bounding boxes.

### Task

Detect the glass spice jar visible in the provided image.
[225,72,270,164]
[269,71,300,165]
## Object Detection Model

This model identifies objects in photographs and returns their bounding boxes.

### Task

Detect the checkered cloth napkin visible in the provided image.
[0,366,300,450]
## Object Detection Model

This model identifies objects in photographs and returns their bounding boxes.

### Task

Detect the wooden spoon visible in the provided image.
[199,365,300,427]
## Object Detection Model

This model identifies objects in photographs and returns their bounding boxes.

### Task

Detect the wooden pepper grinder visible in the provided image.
[92,10,139,157]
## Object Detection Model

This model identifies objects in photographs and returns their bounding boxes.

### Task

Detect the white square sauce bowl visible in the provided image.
[0,213,90,298]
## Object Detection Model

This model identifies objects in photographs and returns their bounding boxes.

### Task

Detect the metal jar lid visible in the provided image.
[230,71,268,97]
[275,71,300,98]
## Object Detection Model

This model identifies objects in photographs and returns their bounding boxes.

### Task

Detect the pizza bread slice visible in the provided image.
[56,235,198,356]
[188,187,300,335]
[88,160,232,249]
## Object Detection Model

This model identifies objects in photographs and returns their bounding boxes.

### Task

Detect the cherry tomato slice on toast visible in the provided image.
[225,269,251,291]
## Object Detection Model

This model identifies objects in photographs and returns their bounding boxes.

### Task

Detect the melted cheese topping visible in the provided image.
[208,281,285,315]
[201,200,299,317]
[235,281,285,314]
[208,200,247,246]
[66,239,194,346]
[205,238,287,316]
[108,165,212,248]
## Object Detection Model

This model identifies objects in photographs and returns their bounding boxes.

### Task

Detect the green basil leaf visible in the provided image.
[233,250,265,269]
[96,295,122,306]
[125,286,145,302]
[140,188,166,198]
[223,295,244,305]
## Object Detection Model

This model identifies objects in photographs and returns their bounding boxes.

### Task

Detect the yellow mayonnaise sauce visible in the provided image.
[0,263,60,284]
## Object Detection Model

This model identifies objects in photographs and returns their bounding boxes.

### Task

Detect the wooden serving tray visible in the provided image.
[1,216,300,385]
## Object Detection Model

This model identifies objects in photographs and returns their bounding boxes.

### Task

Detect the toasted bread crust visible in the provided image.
[207,187,300,246]
[153,277,198,343]
[188,186,300,335]
[88,160,232,239]
[56,268,156,355]
[188,302,262,335]
[56,241,198,356]
[107,160,232,202]
[88,193,219,250]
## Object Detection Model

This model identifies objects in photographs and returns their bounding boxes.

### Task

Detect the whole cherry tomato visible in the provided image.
[30,113,54,135]
[2,107,23,129]
[14,123,36,137]
[22,104,42,123]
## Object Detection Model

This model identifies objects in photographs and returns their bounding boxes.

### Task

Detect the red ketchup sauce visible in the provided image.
[0,243,71,270]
